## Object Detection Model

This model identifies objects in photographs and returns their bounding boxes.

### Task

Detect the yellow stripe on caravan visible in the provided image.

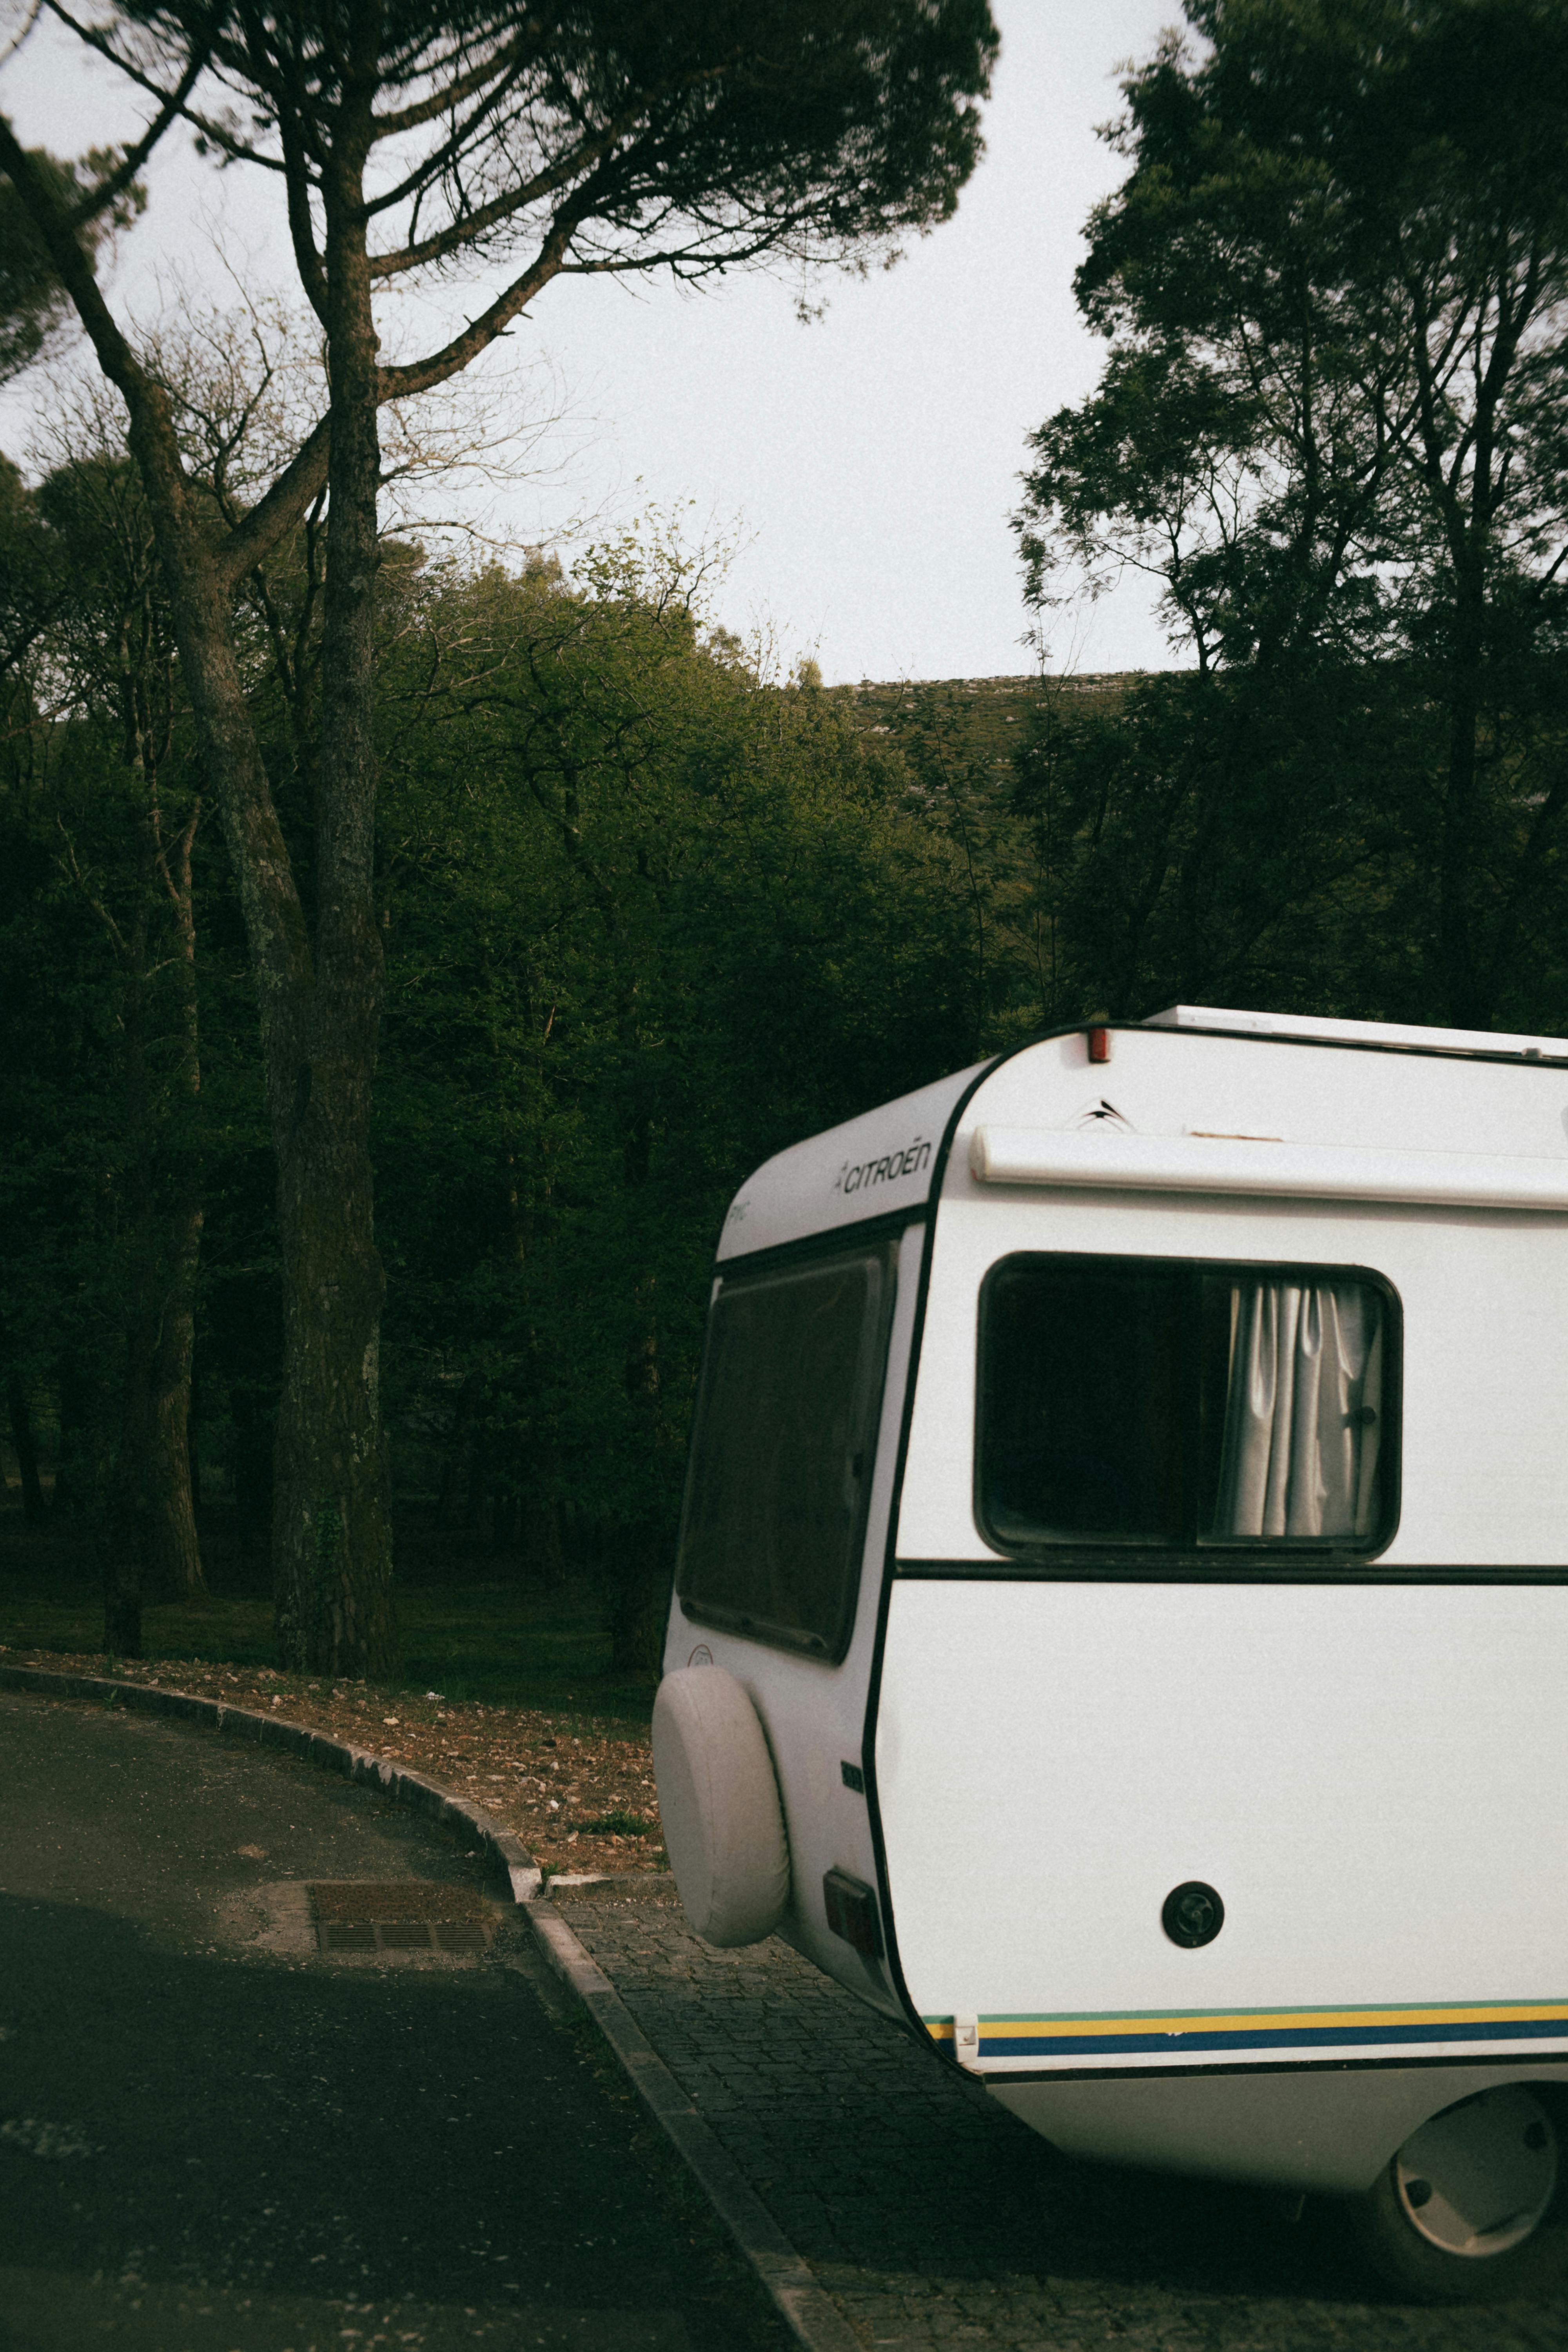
[926,2001,1568,2042]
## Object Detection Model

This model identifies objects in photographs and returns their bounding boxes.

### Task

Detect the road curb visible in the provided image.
[0,1661,542,1900]
[527,1896,862,2352]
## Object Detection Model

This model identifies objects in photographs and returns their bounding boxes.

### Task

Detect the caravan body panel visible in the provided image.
[877,1577,1568,2071]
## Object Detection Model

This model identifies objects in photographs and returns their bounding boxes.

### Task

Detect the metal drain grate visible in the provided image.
[308,1880,494,1956]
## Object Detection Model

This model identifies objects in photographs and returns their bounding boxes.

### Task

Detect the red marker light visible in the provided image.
[1087,1025,1111,1064]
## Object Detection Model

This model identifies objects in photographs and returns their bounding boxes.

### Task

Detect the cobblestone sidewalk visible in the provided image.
[555,1882,1568,2352]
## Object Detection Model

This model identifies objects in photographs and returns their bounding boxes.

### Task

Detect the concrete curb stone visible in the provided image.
[0,1659,853,2352]
[527,1897,863,2352]
[0,1660,541,1898]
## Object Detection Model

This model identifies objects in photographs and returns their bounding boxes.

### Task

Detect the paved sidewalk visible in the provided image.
[555,1881,1568,2352]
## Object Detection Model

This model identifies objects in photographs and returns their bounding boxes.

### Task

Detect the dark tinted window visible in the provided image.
[978,1255,1396,1553]
[677,1245,895,1659]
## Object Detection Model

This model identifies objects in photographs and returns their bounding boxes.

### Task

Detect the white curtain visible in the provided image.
[1213,1280,1383,1539]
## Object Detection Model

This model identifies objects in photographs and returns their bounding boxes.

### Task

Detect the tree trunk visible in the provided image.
[613,1266,670,1673]
[188,1346,203,1512]
[54,1350,113,1521]
[140,1194,204,1601]
[6,1373,44,1522]
[102,792,205,1627]
[232,1372,276,1565]
[1,121,394,1677]
[103,1198,201,1637]
[435,1370,480,1530]
[144,797,205,1600]
[611,1519,674,1676]
[272,142,396,1677]
[521,1474,566,1587]
[105,1317,151,1656]
[1438,575,1488,1031]
[104,894,151,1657]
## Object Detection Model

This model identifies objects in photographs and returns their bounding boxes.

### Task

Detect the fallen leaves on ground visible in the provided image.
[0,1645,662,1880]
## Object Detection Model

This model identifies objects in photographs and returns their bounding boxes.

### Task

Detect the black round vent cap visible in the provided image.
[1162,1881,1224,1948]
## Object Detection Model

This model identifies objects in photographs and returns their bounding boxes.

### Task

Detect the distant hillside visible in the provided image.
[834,671,1149,785]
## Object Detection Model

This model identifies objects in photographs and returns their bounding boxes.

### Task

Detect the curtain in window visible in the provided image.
[1213,1280,1383,1539]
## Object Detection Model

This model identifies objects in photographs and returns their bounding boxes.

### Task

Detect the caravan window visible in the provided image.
[977,1255,1397,1554]
[676,1243,895,1659]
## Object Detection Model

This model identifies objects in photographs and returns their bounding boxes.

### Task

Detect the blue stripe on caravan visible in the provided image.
[982,2017,1568,2058]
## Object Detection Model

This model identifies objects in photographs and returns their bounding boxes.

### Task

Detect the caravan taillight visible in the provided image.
[1087,1025,1111,1064]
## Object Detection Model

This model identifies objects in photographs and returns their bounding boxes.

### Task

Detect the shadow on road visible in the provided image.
[0,1790,790,2351]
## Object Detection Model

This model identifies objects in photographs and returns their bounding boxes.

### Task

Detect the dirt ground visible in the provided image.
[0,1643,662,1880]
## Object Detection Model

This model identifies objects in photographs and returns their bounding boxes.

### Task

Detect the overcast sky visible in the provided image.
[2,1,1185,683]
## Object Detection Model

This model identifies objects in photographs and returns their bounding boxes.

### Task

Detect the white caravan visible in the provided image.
[652,1007,1568,2298]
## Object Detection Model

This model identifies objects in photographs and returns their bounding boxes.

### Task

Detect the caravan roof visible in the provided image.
[1145,1003,1568,1056]
[717,1007,1568,1263]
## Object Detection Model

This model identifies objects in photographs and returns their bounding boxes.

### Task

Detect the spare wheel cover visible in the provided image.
[652,1664,790,1946]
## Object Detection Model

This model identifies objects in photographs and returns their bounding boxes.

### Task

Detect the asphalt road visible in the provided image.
[0,1688,792,2352]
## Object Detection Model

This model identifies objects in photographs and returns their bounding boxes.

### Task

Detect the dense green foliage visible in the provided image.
[1016,0,1568,1029]
[1,511,977,1655]
[366,544,976,1648]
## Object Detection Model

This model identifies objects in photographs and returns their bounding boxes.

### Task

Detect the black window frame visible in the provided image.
[974,1251,1403,1566]
[675,1233,900,1663]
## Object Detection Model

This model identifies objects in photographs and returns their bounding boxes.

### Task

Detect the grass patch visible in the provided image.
[577,1809,655,1838]
[0,1503,659,1724]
